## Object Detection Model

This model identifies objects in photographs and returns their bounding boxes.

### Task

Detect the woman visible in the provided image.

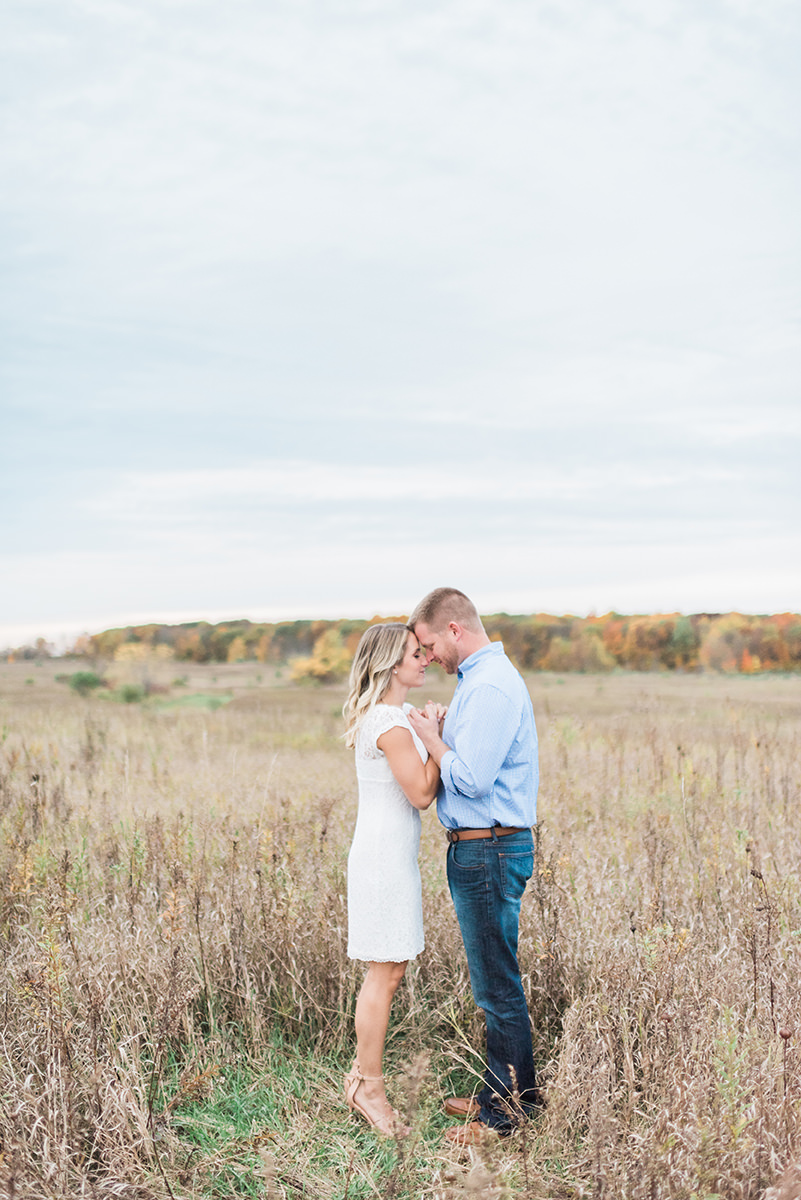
[342,622,443,1136]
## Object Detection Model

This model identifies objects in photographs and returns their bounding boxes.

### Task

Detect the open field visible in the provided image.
[1,661,800,1198]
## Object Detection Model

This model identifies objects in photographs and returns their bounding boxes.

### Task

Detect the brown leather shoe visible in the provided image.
[444,1120,498,1147]
[443,1096,480,1119]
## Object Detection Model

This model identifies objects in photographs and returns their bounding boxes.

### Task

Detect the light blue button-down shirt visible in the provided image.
[437,642,538,831]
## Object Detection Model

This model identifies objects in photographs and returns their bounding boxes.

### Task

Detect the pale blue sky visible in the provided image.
[2,0,799,649]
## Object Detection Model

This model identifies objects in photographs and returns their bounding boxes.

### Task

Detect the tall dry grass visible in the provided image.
[0,661,799,1197]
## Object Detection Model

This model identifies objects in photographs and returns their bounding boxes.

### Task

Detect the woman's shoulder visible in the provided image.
[356,703,411,745]
[372,702,413,728]
[355,703,428,765]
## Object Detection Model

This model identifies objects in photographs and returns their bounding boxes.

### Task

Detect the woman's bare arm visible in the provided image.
[377,724,440,810]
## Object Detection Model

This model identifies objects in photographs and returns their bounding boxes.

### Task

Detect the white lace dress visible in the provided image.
[347,703,427,963]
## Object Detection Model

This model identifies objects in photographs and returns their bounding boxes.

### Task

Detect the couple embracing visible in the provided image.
[342,587,541,1146]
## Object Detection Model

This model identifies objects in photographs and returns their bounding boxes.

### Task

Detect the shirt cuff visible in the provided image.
[440,749,456,786]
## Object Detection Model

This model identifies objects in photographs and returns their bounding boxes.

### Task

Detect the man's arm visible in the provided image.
[408,687,519,800]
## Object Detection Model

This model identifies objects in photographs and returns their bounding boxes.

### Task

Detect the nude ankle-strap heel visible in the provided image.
[343,1067,410,1137]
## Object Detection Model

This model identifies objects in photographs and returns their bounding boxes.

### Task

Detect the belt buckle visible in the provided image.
[447,829,460,844]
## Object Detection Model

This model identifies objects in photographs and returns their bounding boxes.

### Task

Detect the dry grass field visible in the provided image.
[1,660,800,1199]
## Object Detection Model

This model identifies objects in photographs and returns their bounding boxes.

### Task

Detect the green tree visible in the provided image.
[670,615,699,668]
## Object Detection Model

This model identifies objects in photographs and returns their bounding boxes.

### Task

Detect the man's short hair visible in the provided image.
[408,587,484,634]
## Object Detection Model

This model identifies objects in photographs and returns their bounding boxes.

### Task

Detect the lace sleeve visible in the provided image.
[356,706,411,760]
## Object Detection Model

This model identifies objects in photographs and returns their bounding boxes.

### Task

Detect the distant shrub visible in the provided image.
[67,671,107,696]
[116,684,145,704]
[145,682,169,696]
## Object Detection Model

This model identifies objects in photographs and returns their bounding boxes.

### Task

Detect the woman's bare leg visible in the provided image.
[353,960,407,1114]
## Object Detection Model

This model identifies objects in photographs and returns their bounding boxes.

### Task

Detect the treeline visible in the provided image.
[17,610,797,675]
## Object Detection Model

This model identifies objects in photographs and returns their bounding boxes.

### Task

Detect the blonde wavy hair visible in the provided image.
[342,623,411,748]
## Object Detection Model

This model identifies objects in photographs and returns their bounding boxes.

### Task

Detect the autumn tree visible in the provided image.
[291,630,351,683]
[541,626,615,672]
[699,615,746,673]
[227,635,248,663]
[110,643,175,693]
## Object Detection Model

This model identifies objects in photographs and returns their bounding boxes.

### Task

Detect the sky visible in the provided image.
[2,0,800,651]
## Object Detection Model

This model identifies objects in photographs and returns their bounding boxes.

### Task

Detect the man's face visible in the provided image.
[413,621,460,675]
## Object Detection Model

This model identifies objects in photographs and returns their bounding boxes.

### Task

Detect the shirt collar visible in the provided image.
[457,641,504,678]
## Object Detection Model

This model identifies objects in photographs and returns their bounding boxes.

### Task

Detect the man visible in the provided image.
[406,587,540,1147]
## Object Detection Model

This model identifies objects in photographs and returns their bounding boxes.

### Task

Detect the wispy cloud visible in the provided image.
[89,459,749,515]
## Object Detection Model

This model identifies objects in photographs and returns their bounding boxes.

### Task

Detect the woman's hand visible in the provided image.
[407,703,451,766]
[411,701,447,723]
[414,701,441,739]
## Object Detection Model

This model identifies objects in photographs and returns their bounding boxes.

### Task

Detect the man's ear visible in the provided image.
[448,621,462,641]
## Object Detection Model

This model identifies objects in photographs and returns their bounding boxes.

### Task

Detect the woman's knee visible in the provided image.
[369,960,407,993]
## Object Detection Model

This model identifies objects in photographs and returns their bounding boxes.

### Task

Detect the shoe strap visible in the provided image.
[345,1068,384,1105]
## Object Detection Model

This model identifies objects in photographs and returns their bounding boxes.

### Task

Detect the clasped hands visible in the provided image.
[407,701,448,752]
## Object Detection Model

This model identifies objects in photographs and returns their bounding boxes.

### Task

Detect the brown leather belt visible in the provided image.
[446,826,526,844]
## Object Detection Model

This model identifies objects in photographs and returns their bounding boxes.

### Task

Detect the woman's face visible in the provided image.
[395,631,427,689]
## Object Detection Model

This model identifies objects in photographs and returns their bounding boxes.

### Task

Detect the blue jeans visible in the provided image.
[447,828,538,1131]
